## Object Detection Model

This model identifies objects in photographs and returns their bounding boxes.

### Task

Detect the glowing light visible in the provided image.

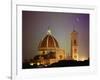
[45,65,47,67]
[47,29,51,34]
[37,62,40,66]
[80,58,86,61]
[29,62,34,66]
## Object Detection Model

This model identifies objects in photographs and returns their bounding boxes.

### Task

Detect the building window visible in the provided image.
[59,55,62,59]
[74,40,76,45]
[74,48,77,53]
[42,51,45,55]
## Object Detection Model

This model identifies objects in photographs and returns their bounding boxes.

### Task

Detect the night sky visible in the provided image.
[22,11,89,62]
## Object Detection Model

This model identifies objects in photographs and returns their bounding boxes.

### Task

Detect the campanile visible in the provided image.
[71,30,79,61]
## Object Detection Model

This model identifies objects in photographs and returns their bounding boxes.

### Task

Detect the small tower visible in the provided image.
[71,30,79,61]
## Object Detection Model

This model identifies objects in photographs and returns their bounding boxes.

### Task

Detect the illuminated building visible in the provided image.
[71,30,79,61]
[33,26,80,66]
[37,28,66,65]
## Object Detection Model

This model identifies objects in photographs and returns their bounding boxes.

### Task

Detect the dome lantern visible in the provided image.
[47,27,52,35]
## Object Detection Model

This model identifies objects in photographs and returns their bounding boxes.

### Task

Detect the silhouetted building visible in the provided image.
[32,26,80,66]
[71,30,79,61]
[37,28,66,65]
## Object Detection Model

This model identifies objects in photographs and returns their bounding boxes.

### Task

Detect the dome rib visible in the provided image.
[38,34,59,49]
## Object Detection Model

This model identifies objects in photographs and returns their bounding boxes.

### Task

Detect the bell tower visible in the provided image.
[71,30,79,61]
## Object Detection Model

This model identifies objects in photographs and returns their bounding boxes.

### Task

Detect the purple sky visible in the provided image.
[22,11,89,61]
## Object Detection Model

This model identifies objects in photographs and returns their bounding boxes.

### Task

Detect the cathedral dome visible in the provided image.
[38,29,59,49]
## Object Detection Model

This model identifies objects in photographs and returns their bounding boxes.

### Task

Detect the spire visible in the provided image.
[47,26,52,35]
[72,23,75,32]
[72,17,79,32]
